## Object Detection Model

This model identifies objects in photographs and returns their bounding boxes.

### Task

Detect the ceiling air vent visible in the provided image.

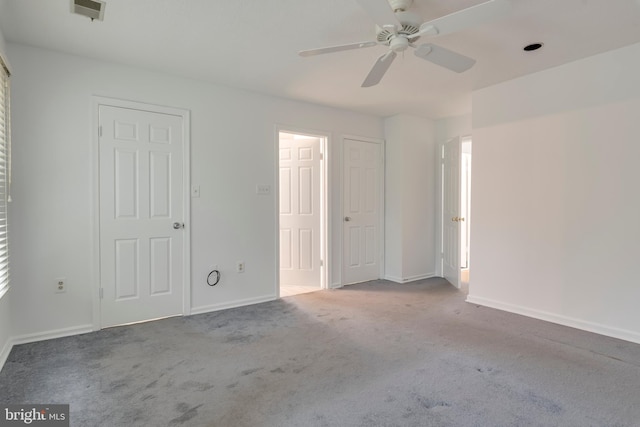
[71,0,106,21]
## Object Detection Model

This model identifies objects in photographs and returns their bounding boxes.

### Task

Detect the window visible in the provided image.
[0,55,10,299]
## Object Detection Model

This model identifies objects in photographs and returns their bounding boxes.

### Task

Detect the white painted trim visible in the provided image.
[190,295,277,316]
[91,97,101,330]
[342,134,384,145]
[182,110,192,316]
[11,325,94,346]
[274,125,331,296]
[379,144,386,281]
[384,273,437,284]
[466,295,640,345]
[0,337,12,372]
[0,285,9,301]
[338,137,344,286]
[91,96,192,329]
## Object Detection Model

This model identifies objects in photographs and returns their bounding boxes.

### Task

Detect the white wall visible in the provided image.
[470,42,640,344]
[0,22,12,368]
[383,114,437,282]
[6,42,383,339]
[435,115,471,144]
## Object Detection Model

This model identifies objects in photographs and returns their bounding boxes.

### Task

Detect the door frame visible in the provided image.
[341,135,385,286]
[91,96,191,330]
[460,137,472,269]
[274,125,329,295]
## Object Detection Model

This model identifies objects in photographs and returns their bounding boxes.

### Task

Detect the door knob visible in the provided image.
[173,222,184,229]
[344,216,352,222]
[452,217,458,222]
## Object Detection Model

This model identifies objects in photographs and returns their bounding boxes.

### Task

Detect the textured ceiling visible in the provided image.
[1,0,640,118]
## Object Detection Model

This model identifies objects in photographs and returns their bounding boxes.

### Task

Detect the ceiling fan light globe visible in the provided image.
[390,36,409,52]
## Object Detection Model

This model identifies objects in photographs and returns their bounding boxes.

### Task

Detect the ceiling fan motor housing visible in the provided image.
[376,10,421,44]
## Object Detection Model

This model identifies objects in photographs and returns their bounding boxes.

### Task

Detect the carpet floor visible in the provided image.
[1,278,639,426]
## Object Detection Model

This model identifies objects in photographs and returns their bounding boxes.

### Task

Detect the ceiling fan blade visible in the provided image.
[362,51,397,87]
[419,0,511,37]
[299,41,378,57]
[414,44,476,73]
[357,0,402,31]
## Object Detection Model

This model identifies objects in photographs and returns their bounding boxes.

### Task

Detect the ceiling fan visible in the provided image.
[299,0,510,87]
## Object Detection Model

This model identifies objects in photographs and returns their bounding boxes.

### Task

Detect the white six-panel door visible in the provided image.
[343,138,381,285]
[279,136,321,286]
[99,105,185,327]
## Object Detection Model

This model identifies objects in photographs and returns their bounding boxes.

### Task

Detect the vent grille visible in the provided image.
[71,0,106,21]
[377,24,419,43]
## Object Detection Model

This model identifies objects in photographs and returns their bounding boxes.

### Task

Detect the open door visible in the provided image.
[442,137,462,288]
[278,131,326,297]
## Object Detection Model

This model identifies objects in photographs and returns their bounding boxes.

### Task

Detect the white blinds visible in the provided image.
[0,56,10,299]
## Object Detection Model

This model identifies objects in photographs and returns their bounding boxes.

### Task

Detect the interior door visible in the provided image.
[99,105,185,327]
[443,137,461,288]
[279,135,321,287]
[343,138,381,285]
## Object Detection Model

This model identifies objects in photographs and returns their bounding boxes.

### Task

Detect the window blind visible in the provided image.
[0,56,10,300]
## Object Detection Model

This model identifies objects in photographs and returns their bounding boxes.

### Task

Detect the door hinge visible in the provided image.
[99,288,104,299]
[319,152,324,160]
[98,125,103,137]
[320,259,324,267]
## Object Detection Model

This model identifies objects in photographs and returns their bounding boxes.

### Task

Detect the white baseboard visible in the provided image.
[11,324,95,346]
[0,324,95,372]
[0,337,12,373]
[466,295,640,345]
[190,295,277,316]
[384,273,437,284]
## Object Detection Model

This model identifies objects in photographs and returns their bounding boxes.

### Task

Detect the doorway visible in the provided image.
[278,130,327,297]
[442,136,472,289]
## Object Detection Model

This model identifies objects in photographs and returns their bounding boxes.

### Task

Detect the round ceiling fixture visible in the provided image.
[523,43,544,52]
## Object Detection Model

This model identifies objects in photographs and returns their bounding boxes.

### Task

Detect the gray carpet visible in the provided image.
[1,278,639,426]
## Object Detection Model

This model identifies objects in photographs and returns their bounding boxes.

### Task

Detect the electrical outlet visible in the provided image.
[236,261,245,273]
[55,278,66,293]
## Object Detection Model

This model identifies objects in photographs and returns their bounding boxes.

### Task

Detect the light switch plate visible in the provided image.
[256,185,271,195]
